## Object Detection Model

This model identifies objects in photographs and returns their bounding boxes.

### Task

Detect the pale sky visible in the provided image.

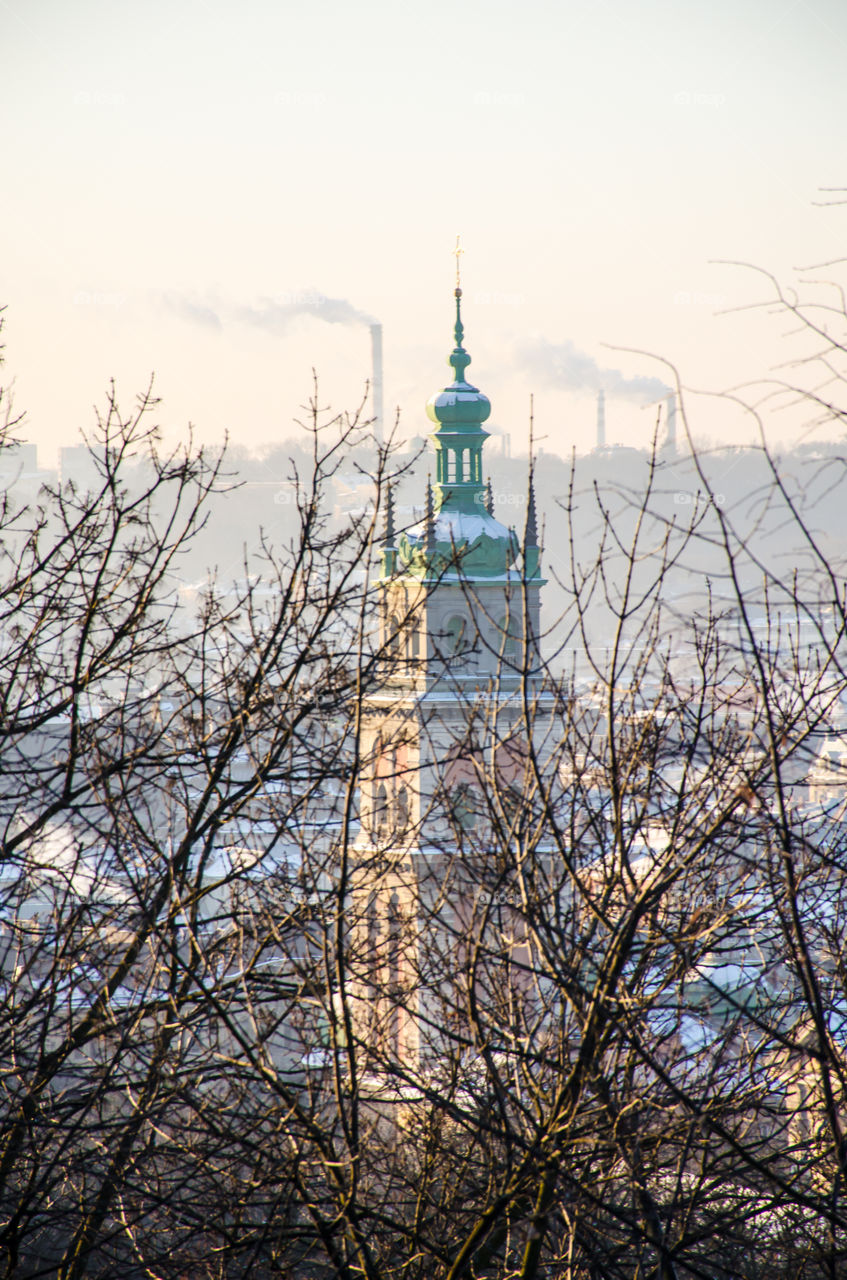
[3,0,846,465]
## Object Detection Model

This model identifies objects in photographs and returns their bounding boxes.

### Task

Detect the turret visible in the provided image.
[380,483,397,577]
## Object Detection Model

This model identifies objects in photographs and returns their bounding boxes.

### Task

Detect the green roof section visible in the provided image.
[396,286,522,580]
[384,280,543,585]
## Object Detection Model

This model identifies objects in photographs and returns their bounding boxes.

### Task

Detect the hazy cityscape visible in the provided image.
[3,1,847,1277]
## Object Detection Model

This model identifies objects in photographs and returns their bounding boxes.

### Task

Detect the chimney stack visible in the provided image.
[370,323,383,443]
[664,392,677,455]
[596,389,606,449]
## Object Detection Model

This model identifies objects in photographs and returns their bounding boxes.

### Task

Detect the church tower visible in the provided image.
[351,279,545,1069]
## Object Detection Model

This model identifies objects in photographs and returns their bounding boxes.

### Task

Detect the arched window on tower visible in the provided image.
[373,783,388,840]
[367,896,379,984]
[445,614,468,658]
[387,613,402,661]
[451,782,478,832]
[498,613,521,669]
[444,612,479,670]
[396,785,409,834]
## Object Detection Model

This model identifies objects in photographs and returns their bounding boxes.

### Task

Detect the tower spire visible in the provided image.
[449,235,469,379]
[425,246,490,515]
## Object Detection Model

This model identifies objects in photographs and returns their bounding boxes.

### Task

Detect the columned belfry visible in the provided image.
[352,277,545,1068]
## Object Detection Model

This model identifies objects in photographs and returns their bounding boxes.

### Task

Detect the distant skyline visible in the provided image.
[3,0,847,465]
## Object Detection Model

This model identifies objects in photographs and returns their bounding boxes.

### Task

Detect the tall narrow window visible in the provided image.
[388,893,402,1059]
[374,783,388,839]
[445,614,467,656]
[367,897,379,987]
[498,614,520,666]
[366,897,380,1048]
[387,614,401,660]
[397,785,409,834]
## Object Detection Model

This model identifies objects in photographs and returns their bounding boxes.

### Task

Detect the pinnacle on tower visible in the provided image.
[486,476,494,517]
[424,476,436,561]
[382,482,396,547]
[525,470,538,548]
[523,468,541,579]
[380,482,397,576]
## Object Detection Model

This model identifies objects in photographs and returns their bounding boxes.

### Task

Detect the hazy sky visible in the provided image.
[3,0,846,464]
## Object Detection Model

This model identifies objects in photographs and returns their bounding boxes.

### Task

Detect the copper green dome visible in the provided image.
[399,499,519,581]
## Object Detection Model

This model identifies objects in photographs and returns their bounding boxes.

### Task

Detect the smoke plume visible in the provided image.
[517,338,670,401]
[160,290,375,333]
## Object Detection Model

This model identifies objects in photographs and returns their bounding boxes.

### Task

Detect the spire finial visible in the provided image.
[452,236,466,355]
[486,476,494,517]
[453,234,464,290]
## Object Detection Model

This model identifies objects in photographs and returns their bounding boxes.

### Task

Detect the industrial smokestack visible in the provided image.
[370,323,383,443]
[596,389,606,449]
[664,392,677,455]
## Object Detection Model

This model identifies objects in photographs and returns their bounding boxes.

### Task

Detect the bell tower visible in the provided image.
[351,275,545,1070]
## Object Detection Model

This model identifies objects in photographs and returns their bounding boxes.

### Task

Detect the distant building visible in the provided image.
[59,444,102,491]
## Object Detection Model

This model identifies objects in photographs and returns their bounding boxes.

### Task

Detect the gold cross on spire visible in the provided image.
[454,234,464,290]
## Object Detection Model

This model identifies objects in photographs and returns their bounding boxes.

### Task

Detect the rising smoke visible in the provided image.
[160,293,225,331]
[517,337,670,401]
[160,290,375,333]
